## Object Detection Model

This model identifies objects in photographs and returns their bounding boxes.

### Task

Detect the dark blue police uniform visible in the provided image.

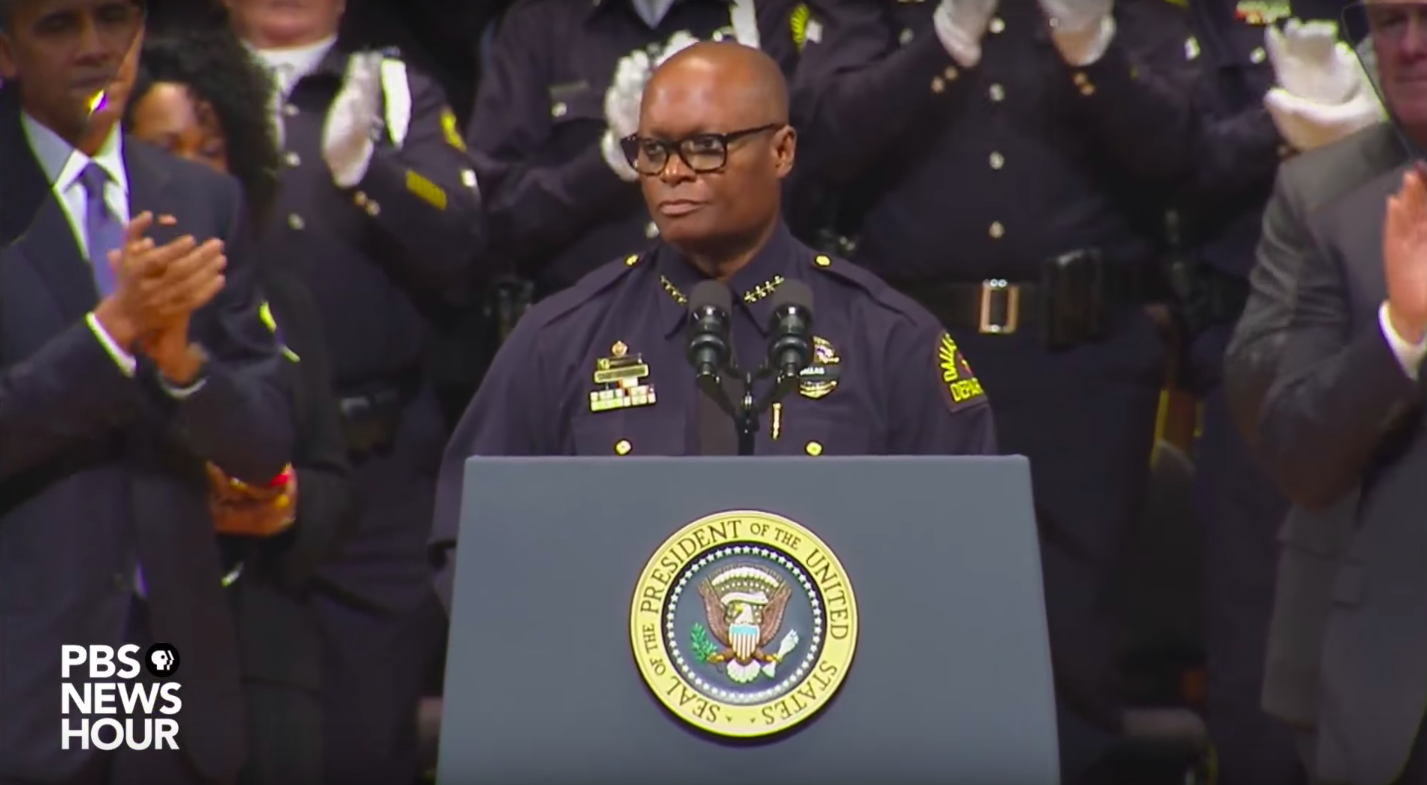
[429,222,997,607]
[466,0,806,294]
[1172,3,1350,784]
[792,0,1196,770]
[259,44,483,785]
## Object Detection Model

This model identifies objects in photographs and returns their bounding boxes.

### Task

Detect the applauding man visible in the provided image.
[0,2,292,784]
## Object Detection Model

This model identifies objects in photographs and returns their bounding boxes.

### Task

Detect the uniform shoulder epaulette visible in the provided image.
[527,251,649,327]
[807,251,922,313]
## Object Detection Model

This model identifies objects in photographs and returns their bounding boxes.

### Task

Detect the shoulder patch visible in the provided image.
[936,333,985,411]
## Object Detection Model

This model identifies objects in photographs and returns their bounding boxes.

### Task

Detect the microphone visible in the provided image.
[766,280,815,381]
[686,280,733,381]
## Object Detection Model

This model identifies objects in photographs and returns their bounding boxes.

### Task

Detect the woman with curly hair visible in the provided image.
[124,27,355,785]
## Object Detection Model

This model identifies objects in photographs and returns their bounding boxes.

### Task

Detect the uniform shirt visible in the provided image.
[792,0,1196,282]
[467,0,804,292]
[255,43,484,388]
[431,221,998,598]
[1175,0,1353,277]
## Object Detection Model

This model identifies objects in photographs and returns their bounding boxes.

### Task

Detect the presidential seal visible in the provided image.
[630,510,857,738]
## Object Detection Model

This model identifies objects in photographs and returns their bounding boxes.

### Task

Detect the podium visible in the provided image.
[438,456,1058,785]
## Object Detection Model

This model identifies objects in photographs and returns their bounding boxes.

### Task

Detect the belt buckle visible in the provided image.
[977,279,1021,335]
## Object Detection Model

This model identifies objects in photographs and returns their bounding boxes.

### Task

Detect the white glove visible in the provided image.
[322,51,384,188]
[1040,0,1116,65]
[933,0,999,69]
[601,49,652,182]
[1265,74,1385,152]
[656,30,701,68]
[1265,19,1359,105]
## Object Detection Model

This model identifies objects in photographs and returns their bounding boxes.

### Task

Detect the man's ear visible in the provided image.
[0,34,17,82]
[772,125,796,178]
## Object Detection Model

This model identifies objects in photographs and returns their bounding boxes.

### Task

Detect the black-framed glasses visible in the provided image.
[619,123,784,176]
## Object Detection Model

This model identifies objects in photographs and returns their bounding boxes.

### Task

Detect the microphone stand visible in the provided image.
[727,365,801,457]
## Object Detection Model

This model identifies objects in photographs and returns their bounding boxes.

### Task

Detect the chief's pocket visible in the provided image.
[767,409,873,456]
[571,409,688,456]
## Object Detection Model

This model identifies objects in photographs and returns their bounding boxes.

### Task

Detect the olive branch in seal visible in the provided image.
[689,623,719,663]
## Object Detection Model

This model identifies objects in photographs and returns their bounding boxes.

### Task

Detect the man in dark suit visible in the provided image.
[0,1,293,784]
[1225,5,1427,780]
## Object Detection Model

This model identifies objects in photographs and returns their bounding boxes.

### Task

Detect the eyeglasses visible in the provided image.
[619,124,784,176]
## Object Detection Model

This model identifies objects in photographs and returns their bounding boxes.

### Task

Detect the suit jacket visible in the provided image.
[1228,122,1422,785]
[230,267,354,783]
[0,108,293,781]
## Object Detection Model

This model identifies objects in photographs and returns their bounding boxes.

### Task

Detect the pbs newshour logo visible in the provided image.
[61,643,182,751]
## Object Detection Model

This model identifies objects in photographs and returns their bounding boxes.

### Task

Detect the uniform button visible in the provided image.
[804,441,823,456]
[365,201,380,217]
[614,439,632,455]
[988,83,1005,102]
[989,151,1004,169]
[1250,46,1266,63]
[1080,83,1096,96]
[989,221,1005,239]
[931,76,946,94]
[461,168,478,189]
[899,28,914,45]
[944,66,958,81]
[645,221,659,238]
[624,254,639,266]
[284,151,300,167]
[551,102,567,119]
[283,103,298,117]
[712,30,725,41]
[814,254,831,267]
[354,191,368,206]
[288,213,305,230]
[1073,72,1089,86]
[989,16,1005,33]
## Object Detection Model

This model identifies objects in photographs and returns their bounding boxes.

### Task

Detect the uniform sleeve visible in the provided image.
[168,183,295,484]
[886,317,998,455]
[349,64,485,294]
[1184,107,1285,207]
[792,0,975,186]
[430,312,560,613]
[1066,0,1198,183]
[1232,169,1418,510]
[465,6,633,267]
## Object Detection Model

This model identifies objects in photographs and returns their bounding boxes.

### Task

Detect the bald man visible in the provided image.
[429,42,997,610]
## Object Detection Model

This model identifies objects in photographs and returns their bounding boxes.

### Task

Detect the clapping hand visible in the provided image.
[322,51,384,188]
[206,462,298,538]
[1265,19,1359,105]
[94,212,226,384]
[1037,0,1113,35]
[933,0,999,68]
[1384,164,1427,344]
[601,49,654,181]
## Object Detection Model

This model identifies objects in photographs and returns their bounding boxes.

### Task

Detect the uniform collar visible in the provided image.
[654,220,800,338]
[246,35,346,89]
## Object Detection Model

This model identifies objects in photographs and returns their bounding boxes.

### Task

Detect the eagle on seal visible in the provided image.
[697,576,793,683]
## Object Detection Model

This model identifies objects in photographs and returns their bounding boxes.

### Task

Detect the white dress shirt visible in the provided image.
[20,113,201,396]
[1381,302,1427,380]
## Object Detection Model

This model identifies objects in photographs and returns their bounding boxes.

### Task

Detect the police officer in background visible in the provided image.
[221,0,485,782]
[467,0,804,300]
[1165,4,1381,785]
[431,41,997,610]
[791,0,1198,777]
